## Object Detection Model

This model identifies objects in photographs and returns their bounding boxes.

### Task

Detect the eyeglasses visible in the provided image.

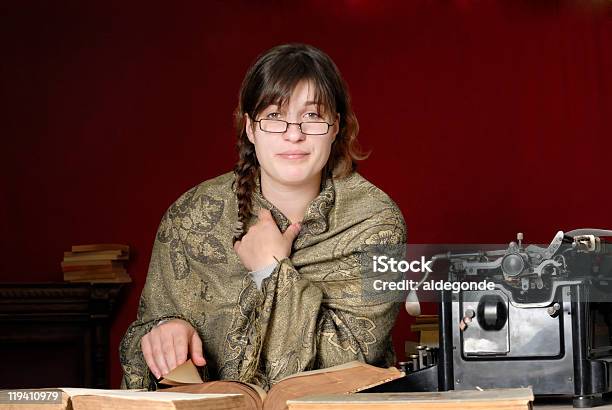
[253,119,335,135]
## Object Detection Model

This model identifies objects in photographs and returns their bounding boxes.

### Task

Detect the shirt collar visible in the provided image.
[251,173,335,237]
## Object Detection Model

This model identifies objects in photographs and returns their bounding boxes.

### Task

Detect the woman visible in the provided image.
[120,43,406,390]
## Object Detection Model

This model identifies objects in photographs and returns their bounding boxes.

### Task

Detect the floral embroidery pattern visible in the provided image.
[157,190,227,279]
[320,311,377,355]
[365,229,402,245]
[220,277,263,381]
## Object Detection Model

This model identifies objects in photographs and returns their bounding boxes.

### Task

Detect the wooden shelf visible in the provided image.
[0,282,125,389]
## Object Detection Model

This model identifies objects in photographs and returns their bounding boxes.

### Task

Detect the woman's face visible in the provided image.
[246,80,339,187]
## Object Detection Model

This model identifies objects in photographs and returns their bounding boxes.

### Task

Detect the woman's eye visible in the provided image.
[305,112,321,120]
[266,112,281,119]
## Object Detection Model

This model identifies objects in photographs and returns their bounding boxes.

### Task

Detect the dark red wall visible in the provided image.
[2,0,611,388]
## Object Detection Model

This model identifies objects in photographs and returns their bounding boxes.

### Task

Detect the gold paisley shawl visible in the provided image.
[119,171,406,391]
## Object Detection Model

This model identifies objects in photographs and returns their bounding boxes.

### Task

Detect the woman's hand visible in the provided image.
[140,318,206,379]
[233,209,301,271]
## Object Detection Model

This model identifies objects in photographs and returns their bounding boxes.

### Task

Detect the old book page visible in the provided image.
[161,360,404,410]
[159,360,203,385]
[165,382,265,410]
[61,388,245,410]
[286,387,534,410]
[263,361,404,410]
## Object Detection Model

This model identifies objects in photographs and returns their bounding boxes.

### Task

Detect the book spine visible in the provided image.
[71,244,129,253]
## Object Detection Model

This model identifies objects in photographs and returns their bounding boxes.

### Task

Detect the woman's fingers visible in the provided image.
[173,332,188,366]
[141,334,161,379]
[150,328,170,377]
[141,319,205,379]
[234,207,291,271]
[189,331,207,366]
[283,222,301,242]
[258,208,273,221]
[161,329,177,373]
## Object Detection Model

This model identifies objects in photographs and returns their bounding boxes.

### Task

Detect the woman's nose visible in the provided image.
[283,123,306,142]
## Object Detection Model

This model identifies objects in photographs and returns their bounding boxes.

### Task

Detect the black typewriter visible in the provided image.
[366,228,612,408]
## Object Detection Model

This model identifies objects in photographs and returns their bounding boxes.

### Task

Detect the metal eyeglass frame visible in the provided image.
[253,119,336,135]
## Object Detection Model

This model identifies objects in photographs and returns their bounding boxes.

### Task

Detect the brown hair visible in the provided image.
[232,43,367,241]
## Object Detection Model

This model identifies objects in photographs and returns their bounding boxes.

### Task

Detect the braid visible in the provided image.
[232,136,258,242]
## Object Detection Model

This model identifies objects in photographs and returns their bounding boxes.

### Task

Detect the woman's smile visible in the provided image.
[277,150,310,160]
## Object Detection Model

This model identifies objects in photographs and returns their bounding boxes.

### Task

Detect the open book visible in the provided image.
[160,359,404,410]
[0,388,244,410]
[285,388,535,410]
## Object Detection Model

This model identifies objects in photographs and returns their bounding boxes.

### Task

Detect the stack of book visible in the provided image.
[411,314,439,347]
[406,315,439,357]
[61,244,131,283]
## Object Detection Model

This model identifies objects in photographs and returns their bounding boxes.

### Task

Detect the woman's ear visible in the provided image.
[332,113,341,142]
[245,113,255,144]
